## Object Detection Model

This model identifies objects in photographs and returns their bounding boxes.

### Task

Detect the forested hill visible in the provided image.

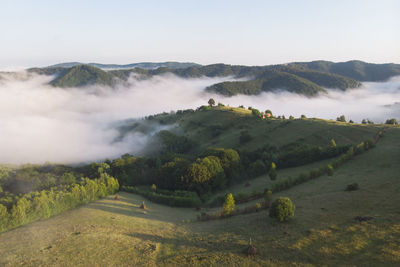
[27,60,400,96]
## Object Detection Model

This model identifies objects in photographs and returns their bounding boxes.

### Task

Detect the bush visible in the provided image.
[327,164,334,176]
[345,183,359,191]
[269,162,277,180]
[269,197,295,222]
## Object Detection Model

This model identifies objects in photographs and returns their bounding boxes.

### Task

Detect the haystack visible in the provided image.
[245,238,256,257]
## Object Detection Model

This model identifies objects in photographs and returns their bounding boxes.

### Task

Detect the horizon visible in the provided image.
[1,0,399,68]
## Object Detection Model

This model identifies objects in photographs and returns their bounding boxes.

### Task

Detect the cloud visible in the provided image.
[0,72,399,164]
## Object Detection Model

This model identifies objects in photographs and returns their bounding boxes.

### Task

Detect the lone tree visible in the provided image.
[222,193,235,216]
[330,138,337,148]
[269,197,295,222]
[208,98,215,107]
[269,162,277,181]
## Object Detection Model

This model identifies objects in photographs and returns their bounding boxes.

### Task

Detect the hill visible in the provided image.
[27,60,400,96]
[47,61,201,70]
[206,72,327,96]
[0,124,398,266]
[49,65,116,88]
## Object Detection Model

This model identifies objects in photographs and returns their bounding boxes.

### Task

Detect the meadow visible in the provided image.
[1,126,399,266]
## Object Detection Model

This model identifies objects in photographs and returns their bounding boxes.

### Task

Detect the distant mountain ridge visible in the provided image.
[47,61,201,70]
[27,60,400,96]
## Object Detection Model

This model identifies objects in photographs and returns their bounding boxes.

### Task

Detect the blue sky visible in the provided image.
[1,0,399,67]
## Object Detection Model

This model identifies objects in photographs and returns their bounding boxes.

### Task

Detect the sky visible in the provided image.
[0,0,399,68]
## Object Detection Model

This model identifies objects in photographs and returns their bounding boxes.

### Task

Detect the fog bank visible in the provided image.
[0,72,399,164]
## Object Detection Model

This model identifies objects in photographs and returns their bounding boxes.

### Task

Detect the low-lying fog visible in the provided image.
[0,72,399,164]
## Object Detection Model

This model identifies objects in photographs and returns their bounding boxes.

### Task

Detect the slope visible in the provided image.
[0,127,399,266]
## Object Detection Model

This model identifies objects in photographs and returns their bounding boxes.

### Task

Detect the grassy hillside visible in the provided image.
[147,106,381,153]
[1,127,399,266]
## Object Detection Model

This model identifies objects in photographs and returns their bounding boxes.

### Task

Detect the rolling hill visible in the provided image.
[0,107,398,266]
[26,60,400,96]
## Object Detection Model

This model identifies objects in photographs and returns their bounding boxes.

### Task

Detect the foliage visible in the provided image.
[208,98,215,107]
[122,186,201,207]
[239,131,252,144]
[269,162,277,181]
[222,193,235,215]
[385,118,398,125]
[269,197,295,222]
[336,115,346,122]
[0,174,119,233]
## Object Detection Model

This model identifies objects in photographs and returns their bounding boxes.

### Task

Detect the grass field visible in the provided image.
[173,106,382,152]
[1,126,399,266]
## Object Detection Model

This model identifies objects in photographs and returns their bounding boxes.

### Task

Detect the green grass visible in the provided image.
[1,127,399,266]
[171,107,382,153]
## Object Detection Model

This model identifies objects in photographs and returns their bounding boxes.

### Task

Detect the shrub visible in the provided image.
[327,164,334,176]
[330,139,337,148]
[222,193,235,215]
[345,183,359,191]
[269,162,277,181]
[151,184,157,192]
[269,197,295,222]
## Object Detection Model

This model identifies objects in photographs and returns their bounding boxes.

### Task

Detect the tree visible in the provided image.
[289,115,294,120]
[330,138,337,148]
[385,118,398,125]
[301,114,307,119]
[269,162,277,181]
[151,184,157,192]
[222,193,235,215]
[251,108,261,118]
[208,98,215,107]
[362,119,367,124]
[336,115,346,122]
[269,197,295,222]
[265,109,273,117]
[327,164,334,176]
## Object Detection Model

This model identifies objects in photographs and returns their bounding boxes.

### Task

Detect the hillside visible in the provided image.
[142,106,381,153]
[206,72,327,96]
[49,65,116,88]
[291,60,400,81]
[26,60,400,96]
[1,125,399,266]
